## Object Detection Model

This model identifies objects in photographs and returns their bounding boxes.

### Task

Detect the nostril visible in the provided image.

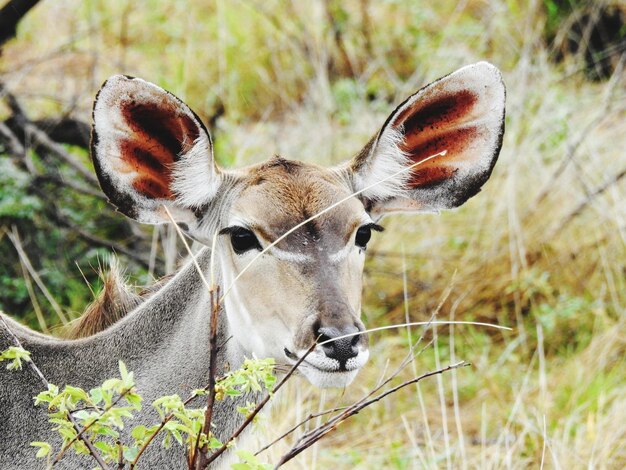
[317,332,332,344]
[350,334,360,347]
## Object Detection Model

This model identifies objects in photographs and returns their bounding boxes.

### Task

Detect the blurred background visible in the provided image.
[0,0,624,467]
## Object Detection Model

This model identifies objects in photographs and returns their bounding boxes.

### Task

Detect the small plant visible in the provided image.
[0,344,31,370]
[22,357,276,469]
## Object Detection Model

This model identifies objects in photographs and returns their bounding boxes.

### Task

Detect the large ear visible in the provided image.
[347,62,505,215]
[91,75,220,229]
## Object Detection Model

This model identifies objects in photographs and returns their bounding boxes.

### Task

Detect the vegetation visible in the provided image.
[1,0,624,468]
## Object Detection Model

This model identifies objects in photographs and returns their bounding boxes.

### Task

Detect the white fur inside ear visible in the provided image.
[352,126,412,201]
[171,133,221,207]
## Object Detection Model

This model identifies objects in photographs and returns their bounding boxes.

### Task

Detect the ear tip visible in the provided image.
[471,61,501,75]
[458,61,505,88]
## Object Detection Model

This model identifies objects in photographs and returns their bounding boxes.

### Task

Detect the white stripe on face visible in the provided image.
[269,246,313,263]
[327,244,352,264]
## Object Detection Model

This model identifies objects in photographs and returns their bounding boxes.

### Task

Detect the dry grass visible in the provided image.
[1,0,625,468]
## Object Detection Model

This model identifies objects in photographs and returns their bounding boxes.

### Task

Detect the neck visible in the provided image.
[2,247,249,399]
[0,248,265,468]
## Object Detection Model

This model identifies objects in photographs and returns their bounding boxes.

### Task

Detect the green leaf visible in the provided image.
[94,440,116,459]
[123,445,139,462]
[30,441,51,458]
[89,387,104,405]
[0,346,31,370]
[101,378,122,391]
[64,385,89,403]
[126,392,142,408]
[131,425,147,441]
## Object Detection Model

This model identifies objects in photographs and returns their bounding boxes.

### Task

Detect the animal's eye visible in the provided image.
[355,223,384,250]
[355,226,372,249]
[229,227,261,254]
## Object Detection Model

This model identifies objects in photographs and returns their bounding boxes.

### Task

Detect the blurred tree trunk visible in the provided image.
[0,0,42,50]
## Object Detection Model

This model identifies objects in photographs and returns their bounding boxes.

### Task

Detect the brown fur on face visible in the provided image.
[237,156,361,250]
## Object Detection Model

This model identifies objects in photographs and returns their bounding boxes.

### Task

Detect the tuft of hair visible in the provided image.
[66,259,142,339]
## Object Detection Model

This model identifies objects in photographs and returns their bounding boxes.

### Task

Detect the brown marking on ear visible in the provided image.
[122,100,200,157]
[119,100,200,200]
[404,126,481,188]
[393,90,477,133]
[409,166,458,188]
[390,91,481,190]
[402,125,480,159]
[132,175,173,199]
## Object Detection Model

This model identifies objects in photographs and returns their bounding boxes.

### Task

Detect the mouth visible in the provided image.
[283,347,369,388]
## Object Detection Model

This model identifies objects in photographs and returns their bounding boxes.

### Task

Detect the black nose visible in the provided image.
[317,325,361,367]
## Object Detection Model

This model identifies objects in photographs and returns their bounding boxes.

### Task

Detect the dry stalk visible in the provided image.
[7,226,69,325]
[274,361,470,468]
[204,342,318,467]
[192,286,221,470]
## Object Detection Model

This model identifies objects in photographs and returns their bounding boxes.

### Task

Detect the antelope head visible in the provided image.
[91,63,505,388]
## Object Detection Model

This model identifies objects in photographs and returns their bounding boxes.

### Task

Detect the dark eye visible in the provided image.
[355,223,383,250]
[355,226,373,250]
[229,227,261,254]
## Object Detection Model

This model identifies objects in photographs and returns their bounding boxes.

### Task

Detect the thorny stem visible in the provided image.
[129,381,215,469]
[0,315,111,470]
[204,342,318,466]
[192,286,221,470]
[254,406,350,456]
[275,361,470,468]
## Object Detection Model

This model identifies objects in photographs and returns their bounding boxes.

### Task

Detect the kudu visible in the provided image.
[0,62,505,468]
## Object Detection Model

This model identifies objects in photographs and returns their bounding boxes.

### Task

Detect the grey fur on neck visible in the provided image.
[0,247,257,469]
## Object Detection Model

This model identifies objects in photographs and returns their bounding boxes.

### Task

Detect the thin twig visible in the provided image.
[129,388,207,469]
[116,440,124,470]
[193,286,221,470]
[255,405,349,456]
[275,361,470,468]
[204,342,318,466]
[52,388,133,466]
[7,227,69,325]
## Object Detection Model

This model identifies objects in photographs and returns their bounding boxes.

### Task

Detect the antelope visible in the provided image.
[0,62,505,468]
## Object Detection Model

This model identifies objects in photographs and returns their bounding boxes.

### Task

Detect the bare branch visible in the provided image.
[193,286,221,470]
[550,165,626,236]
[254,406,350,457]
[275,361,470,468]
[52,388,133,466]
[24,122,98,185]
[0,83,97,185]
[204,342,318,466]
